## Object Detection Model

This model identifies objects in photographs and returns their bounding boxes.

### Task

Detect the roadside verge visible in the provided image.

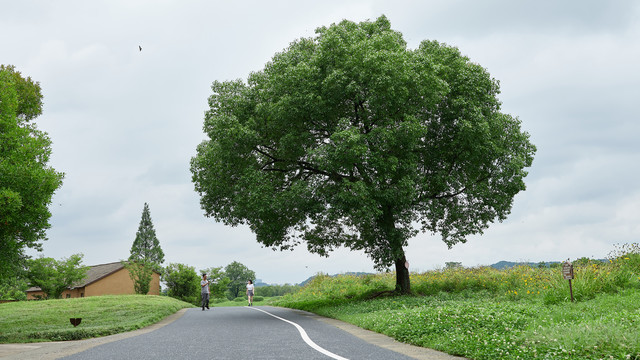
[0,309,188,360]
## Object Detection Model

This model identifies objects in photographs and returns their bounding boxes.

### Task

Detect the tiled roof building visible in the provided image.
[26,262,160,299]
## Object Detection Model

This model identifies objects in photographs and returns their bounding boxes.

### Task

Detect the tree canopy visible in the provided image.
[1,65,64,278]
[224,261,256,299]
[163,263,200,304]
[26,253,88,299]
[190,16,536,293]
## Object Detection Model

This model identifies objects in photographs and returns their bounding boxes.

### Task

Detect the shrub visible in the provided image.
[163,263,200,305]
[252,296,264,302]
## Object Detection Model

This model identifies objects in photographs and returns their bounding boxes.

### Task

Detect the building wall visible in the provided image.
[66,288,84,298]
[26,287,83,300]
[26,269,160,299]
[85,268,160,296]
[26,291,45,300]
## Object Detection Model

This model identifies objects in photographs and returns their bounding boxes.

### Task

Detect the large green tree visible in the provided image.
[26,253,88,299]
[190,16,536,294]
[0,65,64,278]
[224,261,255,299]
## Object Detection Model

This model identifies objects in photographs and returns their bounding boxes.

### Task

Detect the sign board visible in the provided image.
[562,261,574,280]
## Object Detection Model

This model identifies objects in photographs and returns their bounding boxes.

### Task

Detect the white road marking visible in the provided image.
[247,307,349,360]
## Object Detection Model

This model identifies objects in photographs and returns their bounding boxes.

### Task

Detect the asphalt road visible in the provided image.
[0,306,466,360]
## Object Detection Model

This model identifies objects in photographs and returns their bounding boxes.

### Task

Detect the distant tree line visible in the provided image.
[254,284,299,297]
[161,260,294,305]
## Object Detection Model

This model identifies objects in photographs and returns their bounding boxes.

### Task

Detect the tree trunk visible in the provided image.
[380,206,411,294]
[394,254,411,294]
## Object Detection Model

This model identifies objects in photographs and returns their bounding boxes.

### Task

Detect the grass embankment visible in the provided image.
[274,248,640,360]
[211,296,279,307]
[0,295,193,343]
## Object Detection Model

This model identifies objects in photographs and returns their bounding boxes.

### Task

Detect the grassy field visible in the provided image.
[0,295,193,343]
[274,245,640,360]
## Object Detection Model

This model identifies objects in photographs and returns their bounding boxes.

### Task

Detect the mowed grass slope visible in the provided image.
[0,295,194,343]
[274,248,640,360]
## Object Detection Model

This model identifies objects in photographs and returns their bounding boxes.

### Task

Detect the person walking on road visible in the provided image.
[201,274,210,310]
[246,280,255,306]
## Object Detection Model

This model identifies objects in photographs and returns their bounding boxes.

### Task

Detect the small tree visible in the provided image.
[163,263,200,304]
[129,203,164,265]
[26,254,88,299]
[0,276,29,301]
[224,261,255,299]
[128,203,164,294]
[123,260,154,295]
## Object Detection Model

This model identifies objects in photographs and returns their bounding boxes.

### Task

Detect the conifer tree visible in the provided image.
[126,203,164,294]
[129,203,164,267]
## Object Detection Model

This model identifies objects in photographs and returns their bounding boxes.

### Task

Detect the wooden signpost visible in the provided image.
[562,260,574,302]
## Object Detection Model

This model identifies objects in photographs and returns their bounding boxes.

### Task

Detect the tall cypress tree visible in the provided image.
[126,203,164,294]
[129,203,164,267]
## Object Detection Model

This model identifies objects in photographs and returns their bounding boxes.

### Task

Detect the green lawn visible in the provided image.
[0,295,193,343]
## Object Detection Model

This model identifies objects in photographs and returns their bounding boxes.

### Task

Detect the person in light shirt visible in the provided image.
[246,280,255,306]
[201,274,210,310]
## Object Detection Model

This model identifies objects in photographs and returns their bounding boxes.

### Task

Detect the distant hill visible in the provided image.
[489,259,605,270]
[490,261,564,269]
[277,260,604,286]
[490,261,535,269]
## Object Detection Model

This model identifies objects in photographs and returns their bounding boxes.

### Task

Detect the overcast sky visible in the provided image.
[3,1,639,284]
